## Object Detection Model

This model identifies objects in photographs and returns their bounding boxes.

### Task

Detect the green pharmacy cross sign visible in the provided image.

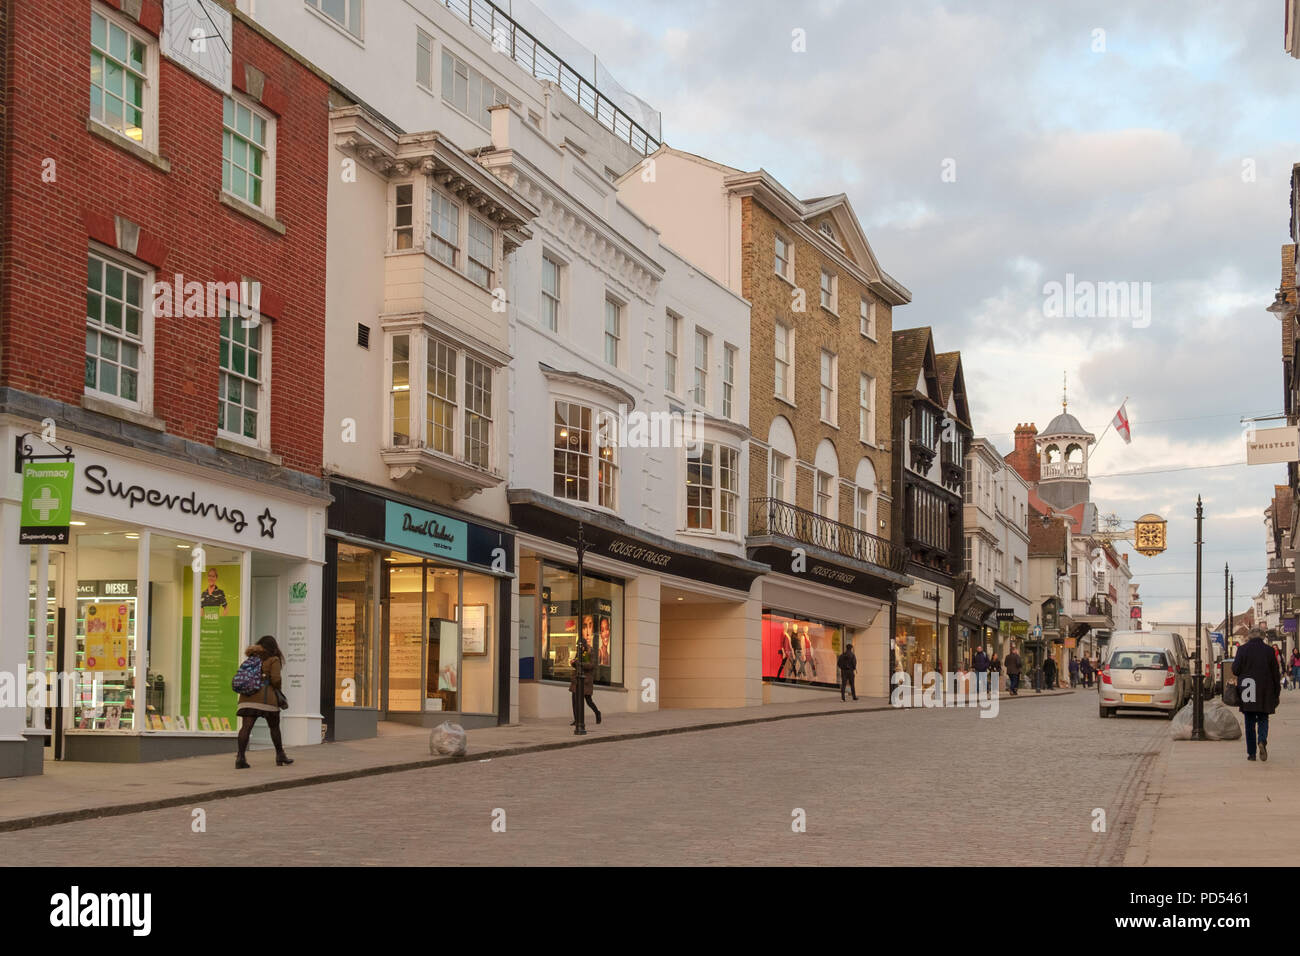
[17,433,76,545]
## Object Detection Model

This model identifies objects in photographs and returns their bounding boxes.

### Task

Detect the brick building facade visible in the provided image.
[0,0,332,775]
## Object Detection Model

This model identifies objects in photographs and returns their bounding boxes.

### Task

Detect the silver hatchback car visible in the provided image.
[1098,646,1185,718]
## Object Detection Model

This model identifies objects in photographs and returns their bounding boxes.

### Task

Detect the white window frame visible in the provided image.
[774,233,792,281]
[815,470,834,518]
[90,4,160,153]
[553,399,616,511]
[604,295,623,368]
[855,486,874,533]
[820,268,838,313]
[860,296,876,340]
[416,28,434,92]
[685,442,740,536]
[769,450,789,502]
[222,92,276,215]
[85,245,154,415]
[441,48,511,129]
[541,253,562,332]
[306,0,363,39]
[722,344,737,420]
[427,186,460,269]
[858,373,875,445]
[383,328,497,474]
[819,350,837,426]
[692,328,710,408]
[466,214,495,289]
[392,182,416,251]
[665,311,680,394]
[216,301,271,450]
[774,322,794,403]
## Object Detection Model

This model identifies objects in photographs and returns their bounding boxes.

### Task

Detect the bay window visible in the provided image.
[467,216,493,288]
[685,443,739,535]
[385,329,497,473]
[554,401,617,510]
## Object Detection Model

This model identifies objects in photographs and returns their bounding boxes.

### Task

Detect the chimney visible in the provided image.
[1009,422,1040,483]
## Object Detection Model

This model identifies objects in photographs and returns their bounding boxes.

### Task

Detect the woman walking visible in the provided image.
[569,636,601,726]
[235,636,292,769]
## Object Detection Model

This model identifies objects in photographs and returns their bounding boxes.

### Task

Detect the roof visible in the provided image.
[892,327,933,393]
[935,351,972,428]
[1043,411,1091,437]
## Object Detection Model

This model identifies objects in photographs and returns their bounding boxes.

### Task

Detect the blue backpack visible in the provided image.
[231,656,266,695]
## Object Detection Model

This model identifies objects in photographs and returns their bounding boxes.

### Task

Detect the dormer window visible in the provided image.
[819,221,835,240]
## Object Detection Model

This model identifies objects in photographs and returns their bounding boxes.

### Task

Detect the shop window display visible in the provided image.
[540,563,623,687]
[762,611,844,688]
[894,616,939,676]
[335,543,378,708]
[73,531,139,730]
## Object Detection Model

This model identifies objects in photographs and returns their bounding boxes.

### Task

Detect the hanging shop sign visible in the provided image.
[1133,514,1167,557]
[20,461,75,545]
[1268,570,1293,596]
[1246,425,1300,466]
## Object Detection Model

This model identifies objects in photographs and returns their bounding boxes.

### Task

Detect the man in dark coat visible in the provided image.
[838,643,858,701]
[1080,657,1093,687]
[972,646,989,699]
[1043,655,1057,689]
[1233,628,1281,761]
[1005,647,1022,695]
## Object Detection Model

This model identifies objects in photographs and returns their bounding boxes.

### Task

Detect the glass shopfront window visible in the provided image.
[541,562,624,687]
[460,570,497,714]
[72,530,139,731]
[894,614,940,675]
[335,543,379,708]
[762,610,844,687]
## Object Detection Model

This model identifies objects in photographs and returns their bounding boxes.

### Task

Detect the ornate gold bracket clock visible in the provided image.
[1134,513,1167,557]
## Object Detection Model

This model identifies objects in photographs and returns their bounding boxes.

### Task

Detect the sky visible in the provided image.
[529,0,1299,625]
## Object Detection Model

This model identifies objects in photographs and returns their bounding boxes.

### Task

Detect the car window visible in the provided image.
[1112,650,1167,670]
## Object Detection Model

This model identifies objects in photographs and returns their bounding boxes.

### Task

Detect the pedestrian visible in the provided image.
[988,650,1002,697]
[1043,656,1057,690]
[1291,650,1300,691]
[1068,657,1080,688]
[234,636,291,769]
[1005,646,1022,695]
[1233,627,1281,761]
[838,642,858,701]
[569,636,601,726]
[972,645,989,699]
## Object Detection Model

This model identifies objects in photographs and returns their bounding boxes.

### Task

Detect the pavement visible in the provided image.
[1125,690,1300,866]
[0,686,1077,834]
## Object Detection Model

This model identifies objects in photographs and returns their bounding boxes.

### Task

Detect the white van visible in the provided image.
[1106,630,1194,703]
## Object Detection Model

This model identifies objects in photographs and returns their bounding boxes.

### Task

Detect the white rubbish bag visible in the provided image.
[1203,698,1242,740]
[1169,699,1242,740]
[430,721,468,756]
[1170,702,1193,740]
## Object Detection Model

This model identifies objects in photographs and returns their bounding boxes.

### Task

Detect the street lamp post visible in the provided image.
[572,523,588,736]
[1192,497,1204,740]
[923,588,942,700]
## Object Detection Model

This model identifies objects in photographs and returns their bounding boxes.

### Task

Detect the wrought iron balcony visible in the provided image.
[750,497,910,574]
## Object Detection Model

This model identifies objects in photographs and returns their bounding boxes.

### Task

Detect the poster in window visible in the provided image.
[84,601,130,670]
[461,603,488,656]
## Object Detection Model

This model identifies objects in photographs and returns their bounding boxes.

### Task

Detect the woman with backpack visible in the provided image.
[234,636,292,769]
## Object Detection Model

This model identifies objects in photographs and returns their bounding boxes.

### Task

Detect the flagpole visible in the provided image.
[1089,395,1129,462]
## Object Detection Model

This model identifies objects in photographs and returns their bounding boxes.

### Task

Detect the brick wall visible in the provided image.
[0,0,328,474]
[741,196,892,539]
[1007,423,1039,485]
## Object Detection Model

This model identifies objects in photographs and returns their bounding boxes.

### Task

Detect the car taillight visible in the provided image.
[1164,667,1176,686]
[1101,668,1111,684]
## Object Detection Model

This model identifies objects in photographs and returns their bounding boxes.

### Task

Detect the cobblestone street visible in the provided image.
[0,691,1171,866]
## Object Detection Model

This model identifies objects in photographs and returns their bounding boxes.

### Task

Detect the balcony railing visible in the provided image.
[750,497,910,574]
[1041,461,1085,479]
[1085,595,1113,618]
[441,0,661,155]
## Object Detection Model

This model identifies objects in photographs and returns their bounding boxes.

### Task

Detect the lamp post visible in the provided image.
[571,523,588,736]
[1192,497,1204,740]
[923,588,942,700]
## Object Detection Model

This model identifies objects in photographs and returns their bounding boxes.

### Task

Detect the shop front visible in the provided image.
[322,481,514,738]
[894,580,953,678]
[510,489,767,718]
[1,430,327,770]
[748,540,905,703]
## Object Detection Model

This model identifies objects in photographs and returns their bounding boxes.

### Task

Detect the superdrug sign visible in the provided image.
[83,464,277,537]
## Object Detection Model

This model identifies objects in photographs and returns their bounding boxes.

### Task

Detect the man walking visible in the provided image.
[1005,646,1022,695]
[1068,657,1080,688]
[972,645,990,700]
[1043,655,1057,690]
[838,643,858,701]
[1080,656,1092,688]
[1233,628,1281,761]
